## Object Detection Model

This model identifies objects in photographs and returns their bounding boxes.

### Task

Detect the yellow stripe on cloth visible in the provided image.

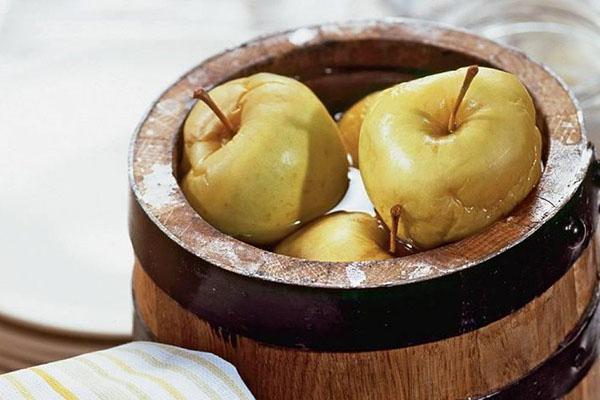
[31,367,78,400]
[74,358,151,400]
[0,342,254,399]
[121,348,223,400]
[4,374,34,400]
[98,353,186,400]
[162,346,252,400]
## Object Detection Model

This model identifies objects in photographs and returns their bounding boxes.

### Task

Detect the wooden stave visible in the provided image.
[131,240,599,399]
[133,300,600,400]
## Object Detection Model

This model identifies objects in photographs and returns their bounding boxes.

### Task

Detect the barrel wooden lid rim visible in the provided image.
[129,18,593,289]
[128,19,599,350]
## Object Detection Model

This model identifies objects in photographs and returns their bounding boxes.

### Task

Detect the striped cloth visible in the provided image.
[0,341,255,399]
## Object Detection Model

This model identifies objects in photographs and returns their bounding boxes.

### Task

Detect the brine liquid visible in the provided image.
[329,167,418,257]
[329,167,375,215]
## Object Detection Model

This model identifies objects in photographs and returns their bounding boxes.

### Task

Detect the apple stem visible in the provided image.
[193,88,235,134]
[448,65,479,133]
[389,204,403,254]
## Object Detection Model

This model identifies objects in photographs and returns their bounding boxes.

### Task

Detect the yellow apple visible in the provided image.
[338,91,380,167]
[274,211,391,261]
[181,73,349,245]
[359,66,542,249]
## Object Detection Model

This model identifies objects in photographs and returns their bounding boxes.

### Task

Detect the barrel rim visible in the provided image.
[128,18,592,289]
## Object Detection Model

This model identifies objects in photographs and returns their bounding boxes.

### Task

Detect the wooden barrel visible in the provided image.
[128,20,600,399]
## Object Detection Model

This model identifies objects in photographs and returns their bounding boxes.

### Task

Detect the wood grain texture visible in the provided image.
[128,19,593,289]
[0,314,127,373]
[133,241,599,400]
[565,237,600,399]
[565,360,600,400]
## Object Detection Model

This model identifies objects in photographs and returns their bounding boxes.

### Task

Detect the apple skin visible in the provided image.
[359,67,542,249]
[338,91,380,167]
[181,73,349,245]
[275,211,391,262]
